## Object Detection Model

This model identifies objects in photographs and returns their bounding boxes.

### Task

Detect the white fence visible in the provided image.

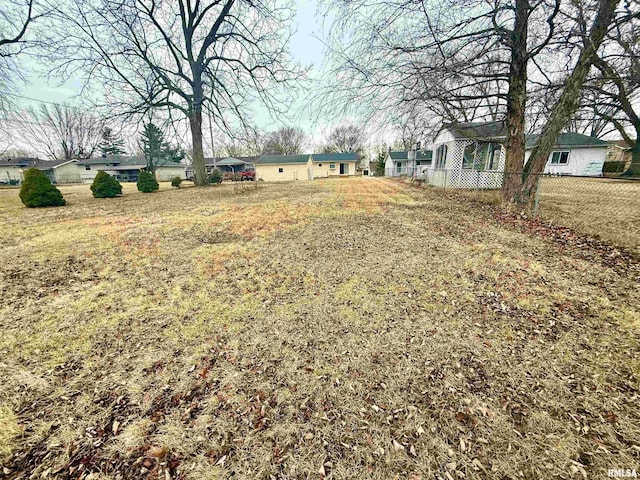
[385,167,505,189]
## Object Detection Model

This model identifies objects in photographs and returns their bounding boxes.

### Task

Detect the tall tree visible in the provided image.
[51,0,302,186]
[17,102,104,159]
[217,129,264,158]
[323,0,627,204]
[321,123,366,154]
[99,127,126,156]
[263,126,307,155]
[516,0,621,201]
[140,122,184,173]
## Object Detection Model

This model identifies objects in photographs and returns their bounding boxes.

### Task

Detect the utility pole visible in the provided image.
[208,113,216,168]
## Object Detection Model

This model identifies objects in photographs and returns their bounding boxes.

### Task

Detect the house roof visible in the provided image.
[78,155,145,166]
[525,132,608,149]
[80,156,185,168]
[416,150,432,161]
[388,151,409,160]
[445,121,508,140]
[202,156,258,166]
[216,157,254,166]
[312,152,358,162]
[0,157,76,169]
[443,121,608,148]
[256,154,310,165]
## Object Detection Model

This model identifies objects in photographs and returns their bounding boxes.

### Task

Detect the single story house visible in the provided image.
[185,156,257,179]
[309,152,358,179]
[383,150,433,177]
[384,151,410,176]
[0,157,81,184]
[255,154,312,182]
[78,156,186,183]
[253,153,358,182]
[411,121,607,189]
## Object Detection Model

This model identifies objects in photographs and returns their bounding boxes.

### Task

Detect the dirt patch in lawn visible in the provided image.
[0,178,639,479]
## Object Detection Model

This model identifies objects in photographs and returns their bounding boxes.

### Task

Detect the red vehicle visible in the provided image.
[240,170,256,181]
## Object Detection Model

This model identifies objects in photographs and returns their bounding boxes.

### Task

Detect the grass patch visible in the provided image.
[0,178,639,479]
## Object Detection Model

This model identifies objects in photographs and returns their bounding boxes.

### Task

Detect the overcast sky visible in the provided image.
[1,0,389,157]
[12,0,329,129]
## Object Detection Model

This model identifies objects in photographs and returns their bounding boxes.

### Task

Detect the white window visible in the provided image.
[462,144,476,169]
[550,151,570,165]
[486,144,501,171]
[329,164,336,169]
[278,167,284,173]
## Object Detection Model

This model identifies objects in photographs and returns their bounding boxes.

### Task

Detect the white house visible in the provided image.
[77,156,187,183]
[0,158,81,184]
[416,121,607,189]
[384,150,434,177]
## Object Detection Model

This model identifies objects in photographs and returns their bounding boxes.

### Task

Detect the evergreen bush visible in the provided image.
[171,176,183,188]
[137,170,159,193]
[90,171,123,198]
[19,168,66,208]
[209,168,223,184]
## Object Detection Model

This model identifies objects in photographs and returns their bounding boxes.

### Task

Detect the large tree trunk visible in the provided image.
[502,0,530,204]
[521,0,620,197]
[189,109,208,186]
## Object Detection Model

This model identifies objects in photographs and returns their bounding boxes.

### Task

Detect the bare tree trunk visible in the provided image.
[189,111,208,186]
[522,0,620,197]
[502,0,530,204]
[623,141,640,177]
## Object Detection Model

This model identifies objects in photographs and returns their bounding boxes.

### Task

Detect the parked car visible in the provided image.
[240,170,255,181]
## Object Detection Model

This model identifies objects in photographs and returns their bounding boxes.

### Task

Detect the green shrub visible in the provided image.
[171,176,183,188]
[137,170,159,193]
[209,168,222,184]
[19,168,66,208]
[90,171,122,198]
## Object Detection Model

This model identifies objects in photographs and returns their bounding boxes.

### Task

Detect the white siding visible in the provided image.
[53,162,81,183]
[524,146,606,176]
[156,165,187,181]
[0,166,24,183]
[433,129,455,145]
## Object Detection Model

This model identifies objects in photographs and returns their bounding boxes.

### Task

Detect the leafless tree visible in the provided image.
[49,0,303,186]
[0,0,37,109]
[217,129,264,157]
[320,123,366,153]
[519,0,622,200]
[263,126,308,155]
[322,0,625,204]
[583,11,640,175]
[16,103,104,159]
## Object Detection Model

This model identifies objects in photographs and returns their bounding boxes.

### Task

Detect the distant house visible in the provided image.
[78,156,186,183]
[185,156,257,179]
[309,152,358,179]
[255,154,312,182]
[411,121,608,188]
[384,150,433,177]
[0,158,80,184]
[384,151,410,176]
[252,153,358,182]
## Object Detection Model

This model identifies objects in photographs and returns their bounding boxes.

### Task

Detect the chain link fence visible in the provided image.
[535,175,640,252]
[388,168,640,253]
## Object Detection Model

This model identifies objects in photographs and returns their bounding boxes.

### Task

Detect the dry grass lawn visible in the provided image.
[454,176,640,254]
[0,178,639,479]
